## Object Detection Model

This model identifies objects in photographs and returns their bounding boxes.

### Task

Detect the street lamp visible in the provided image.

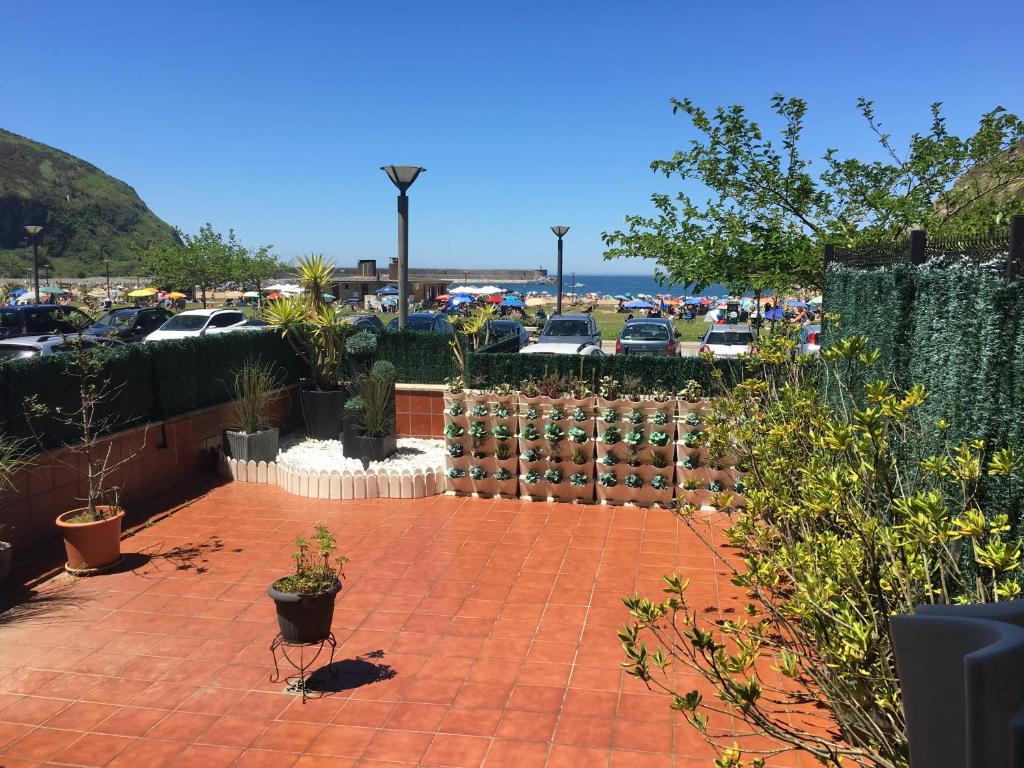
[103,258,111,300]
[381,165,426,330]
[24,226,43,305]
[550,226,570,315]
[43,263,52,285]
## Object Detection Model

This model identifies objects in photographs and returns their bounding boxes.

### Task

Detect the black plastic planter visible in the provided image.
[224,428,279,463]
[268,578,341,643]
[344,431,398,463]
[299,387,347,440]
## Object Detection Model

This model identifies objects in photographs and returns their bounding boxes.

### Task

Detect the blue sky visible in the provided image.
[3,0,1021,274]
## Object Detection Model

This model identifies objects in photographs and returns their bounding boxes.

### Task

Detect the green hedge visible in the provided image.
[375,329,458,384]
[466,352,743,394]
[824,265,1024,528]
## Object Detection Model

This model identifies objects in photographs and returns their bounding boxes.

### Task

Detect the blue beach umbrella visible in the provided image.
[623,299,654,310]
[376,286,399,295]
[684,297,702,305]
[449,294,475,306]
[500,296,525,308]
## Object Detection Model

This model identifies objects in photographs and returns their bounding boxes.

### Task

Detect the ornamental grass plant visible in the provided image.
[620,332,1023,768]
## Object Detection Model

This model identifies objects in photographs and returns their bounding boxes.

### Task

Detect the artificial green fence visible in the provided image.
[824,264,1024,522]
[465,352,743,394]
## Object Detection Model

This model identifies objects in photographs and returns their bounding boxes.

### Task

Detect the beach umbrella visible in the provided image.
[501,296,525,308]
[166,291,187,299]
[39,286,67,295]
[266,292,285,300]
[242,291,260,298]
[623,299,655,310]
[127,287,158,297]
[448,294,474,306]
[612,295,629,301]
[323,294,336,302]
[684,297,702,305]
[486,295,504,303]
[376,286,399,295]
[10,289,27,296]
[434,294,451,302]
[786,301,808,308]
[808,295,823,304]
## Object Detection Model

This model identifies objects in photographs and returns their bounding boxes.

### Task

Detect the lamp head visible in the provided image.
[24,225,43,236]
[550,226,570,238]
[381,165,426,194]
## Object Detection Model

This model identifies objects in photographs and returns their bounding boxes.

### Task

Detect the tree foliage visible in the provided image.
[620,334,1022,768]
[603,97,1024,292]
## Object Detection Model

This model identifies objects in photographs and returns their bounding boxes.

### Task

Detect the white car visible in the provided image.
[699,324,756,358]
[144,309,268,343]
[519,341,604,357]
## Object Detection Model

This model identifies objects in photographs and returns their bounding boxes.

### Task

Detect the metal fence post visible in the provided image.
[909,229,926,266]
[1008,214,1024,283]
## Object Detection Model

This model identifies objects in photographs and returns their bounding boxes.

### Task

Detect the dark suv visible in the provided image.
[0,305,93,340]
[84,307,173,342]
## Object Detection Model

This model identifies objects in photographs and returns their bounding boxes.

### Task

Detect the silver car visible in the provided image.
[615,318,678,356]
[0,334,123,360]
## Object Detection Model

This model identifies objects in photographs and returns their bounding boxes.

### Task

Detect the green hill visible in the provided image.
[0,128,179,278]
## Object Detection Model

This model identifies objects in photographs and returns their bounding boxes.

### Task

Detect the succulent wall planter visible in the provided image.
[563,397,595,421]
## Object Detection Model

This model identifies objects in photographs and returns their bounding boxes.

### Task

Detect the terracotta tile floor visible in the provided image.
[0,484,802,767]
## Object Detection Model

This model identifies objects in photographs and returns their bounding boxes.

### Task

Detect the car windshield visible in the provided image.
[621,323,670,341]
[543,319,589,337]
[0,345,38,360]
[706,331,754,345]
[160,314,207,331]
[404,317,435,331]
[93,311,136,329]
[0,311,21,329]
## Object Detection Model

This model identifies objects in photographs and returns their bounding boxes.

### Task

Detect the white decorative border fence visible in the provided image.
[218,453,447,500]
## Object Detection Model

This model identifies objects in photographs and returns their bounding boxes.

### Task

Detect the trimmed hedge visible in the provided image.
[466,352,743,394]
[375,329,459,384]
[824,265,1024,528]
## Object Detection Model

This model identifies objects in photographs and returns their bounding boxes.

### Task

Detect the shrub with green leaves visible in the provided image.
[620,333,1024,768]
[345,329,378,356]
[569,472,589,487]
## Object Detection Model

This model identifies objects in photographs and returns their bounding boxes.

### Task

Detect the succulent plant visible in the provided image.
[444,422,465,438]
[549,406,566,421]
[543,468,563,484]
[469,465,488,480]
[469,404,489,418]
[627,409,644,424]
[544,423,565,443]
[525,407,540,420]
[650,411,669,425]
[447,442,464,458]
[709,479,724,493]
[522,448,542,463]
[601,451,618,466]
[447,468,466,479]
[624,473,643,489]
[495,443,512,460]
[685,411,702,426]
[734,479,746,495]
[601,408,618,423]
[567,427,588,443]
[570,447,588,464]
[494,467,512,481]
[569,472,590,487]
[572,406,588,422]
[624,428,645,446]
[491,424,513,441]
[601,426,622,444]
[683,455,698,470]
[446,402,465,416]
[598,471,618,488]
[648,431,670,447]
[523,470,541,485]
[493,403,510,419]
[650,450,669,468]
[468,421,488,439]
[521,424,540,441]
[650,474,670,490]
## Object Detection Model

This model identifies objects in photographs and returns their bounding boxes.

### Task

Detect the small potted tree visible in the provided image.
[269,525,348,643]
[223,359,282,463]
[25,336,148,575]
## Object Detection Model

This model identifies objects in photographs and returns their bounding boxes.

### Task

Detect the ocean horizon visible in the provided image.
[468,274,765,299]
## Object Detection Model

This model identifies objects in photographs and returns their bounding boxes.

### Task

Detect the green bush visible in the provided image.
[374,329,458,384]
[466,352,742,393]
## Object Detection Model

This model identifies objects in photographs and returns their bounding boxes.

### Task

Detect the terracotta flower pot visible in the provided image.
[56,506,124,575]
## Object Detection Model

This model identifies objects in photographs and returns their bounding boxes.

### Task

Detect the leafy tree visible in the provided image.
[603,96,1024,292]
[233,244,283,295]
[141,223,240,307]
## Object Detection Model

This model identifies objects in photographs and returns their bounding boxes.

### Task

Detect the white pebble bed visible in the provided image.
[276,436,445,475]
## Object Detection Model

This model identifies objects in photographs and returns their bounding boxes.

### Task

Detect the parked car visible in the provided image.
[699,324,756,358]
[0,334,123,360]
[520,342,605,357]
[0,304,93,340]
[340,313,385,331]
[84,307,172,342]
[615,318,678,356]
[796,323,821,356]
[387,313,454,334]
[537,314,601,347]
[484,319,530,350]
[145,309,269,343]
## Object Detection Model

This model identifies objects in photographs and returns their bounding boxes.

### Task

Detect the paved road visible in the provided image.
[600,340,701,357]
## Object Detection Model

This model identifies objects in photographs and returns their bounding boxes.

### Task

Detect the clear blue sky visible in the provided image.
[2,0,1021,274]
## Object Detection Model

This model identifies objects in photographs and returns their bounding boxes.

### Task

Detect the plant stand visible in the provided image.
[270,631,338,703]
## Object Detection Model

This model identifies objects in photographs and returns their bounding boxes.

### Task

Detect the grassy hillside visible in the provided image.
[0,128,179,278]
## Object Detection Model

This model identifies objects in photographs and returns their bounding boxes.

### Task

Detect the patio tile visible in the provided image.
[4,727,83,761]
[51,732,135,766]
[362,728,433,762]
[196,715,272,748]
[250,720,324,752]
[421,733,491,767]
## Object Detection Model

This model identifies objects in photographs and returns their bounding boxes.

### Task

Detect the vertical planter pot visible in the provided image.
[519,477,550,502]
[56,507,124,575]
[300,387,348,440]
[549,480,594,504]
[224,428,279,463]
[639,398,677,422]
[446,471,474,495]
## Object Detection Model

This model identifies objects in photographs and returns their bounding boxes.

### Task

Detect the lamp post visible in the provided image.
[570,271,576,306]
[24,226,43,304]
[43,263,52,285]
[103,259,111,300]
[550,226,570,315]
[381,165,426,330]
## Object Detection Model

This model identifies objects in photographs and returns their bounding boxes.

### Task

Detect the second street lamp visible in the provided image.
[381,165,426,330]
[24,225,43,305]
[550,226,570,315]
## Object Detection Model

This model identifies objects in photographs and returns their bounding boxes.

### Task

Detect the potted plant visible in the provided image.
[268,525,348,643]
[264,254,351,439]
[0,434,30,583]
[223,359,282,463]
[25,335,148,575]
[343,361,397,463]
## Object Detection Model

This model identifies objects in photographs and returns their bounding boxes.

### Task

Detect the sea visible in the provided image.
[483,274,740,299]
